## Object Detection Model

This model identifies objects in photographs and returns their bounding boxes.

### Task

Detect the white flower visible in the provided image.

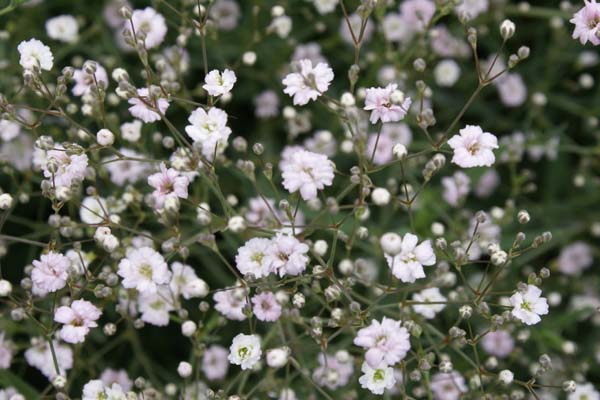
[54,300,102,344]
[364,83,412,124]
[80,196,107,225]
[45,15,79,43]
[185,107,232,159]
[129,7,167,49]
[266,347,290,368]
[447,125,498,168]
[25,339,73,380]
[117,246,171,294]
[82,380,127,400]
[203,69,237,96]
[282,59,334,106]
[169,262,209,299]
[412,287,447,319]
[313,0,339,14]
[120,120,143,142]
[510,284,549,325]
[138,285,175,326]
[43,144,88,189]
[235,237,274,279]
[18,38,53,71]
[384,233,436,283]
[31,251,71,295]
[358,361,396,395]
[281,150,334,200]
[128,87,170,123]
[568,382,600,400]
[498,369,514,385]
[228,334,262,370]
[73,62,109,97]
[434,59,461,87]
[265,233,310,277]
[353,317,411,367]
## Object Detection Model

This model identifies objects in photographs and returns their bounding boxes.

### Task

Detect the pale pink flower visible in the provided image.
[281,150,334,200]
[43,145,88,189]
[0,333,13,369]
[399,0,435,32]
[254,90,280,118]
[570,0,600,46]
[251,292,282,321]
[202,345,229,380]
[117,246,171,294]
[447,125,498,168]
[103,148,149,186]
[384,233,436,283]
[54,299,102,344]
[364,83,412,124]
[354,317,411,368]
[496,73,527,107]
[147,162,189,209]
[100,368,133,392]
[558,241,593,275]
[72,62,108,96]
[265,233,310,277]
[339,14,374,44]
[313,351,354,390]
[431,372,468,400]
[411,287,447,319]
[442,171,470,207]
[128,87,169,123]
[214,286,248,321]
[475,169,500,198]
[481,329,514,358]
[31,251,71,295]
[282,59,334,106]
[510,284,549,325]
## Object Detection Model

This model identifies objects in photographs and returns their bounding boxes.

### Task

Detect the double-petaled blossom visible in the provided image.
[353,317,411,368]
[447,125,498,168]
[282,59,333,106]
[147,162,189,209]
[571,0,600,46]
[383,233,436,283]
[54,300,102,343]
[364,83,412,124]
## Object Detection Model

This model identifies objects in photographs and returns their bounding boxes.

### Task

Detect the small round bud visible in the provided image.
[181,320,197,337]
[227,216,246,233]
[517,210,530,224]
[500,19,516,40]
[380,232,402,255]
[242,51,257,66]
[499,369,514,384]
[0,280,12,296]
[0,193,13,210]
[177,361,192,378]
[393,143,408,160]
[371,187,391,206]
[313,240,328,257]
[562,380,576,393]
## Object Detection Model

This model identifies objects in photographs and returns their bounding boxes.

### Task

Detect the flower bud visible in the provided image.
[500,19,516,40]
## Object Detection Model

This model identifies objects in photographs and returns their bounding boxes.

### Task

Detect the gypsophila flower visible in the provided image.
[100,368,132,391]
[80,196,107,225]
[45,15,79,43]
[384,233,436,283]
[282,59,333,106]
[251,291,282,321]
[72,62,108,96]
[18,38,53,71]
[117,246,170,294]
[313,351,355,390]
[265,233,310,277]
[185,107,232,159]
[202,345,229,380]
[235,237,273,279]
[43,144,88,189]
[510,284,549,325]
[364,83,412,124]
[481,329,515,358]
[281,149,334,200]
[128,87,169,123]
[0,333,13,369]
[169,262,209,299]
[358,361,396,395]
[25,339,73,380]
[568,382,600,400]
[442,171,470,207]
[31,251,71,295]
[558,241,593,275]
[138,285,175,326]
[447,125,498,168]
[412,287,447,319]
[400,0,435,32]
[228,333,262,370]
[203,69,237,97]
[214,286,248,321]
[431,372,468,400]
[354,317,411,368]
[82,380,127,400]
[54,300,102,344]
[147,162,189,209]
[128,7,167,49]
[571,0,600,46]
